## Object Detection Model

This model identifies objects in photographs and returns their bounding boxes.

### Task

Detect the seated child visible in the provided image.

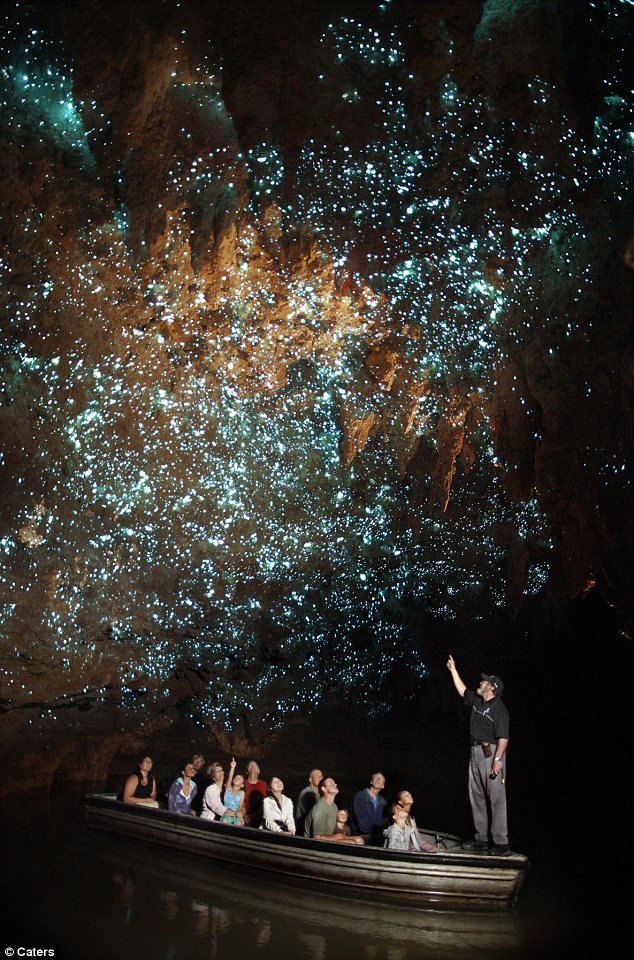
[220,759,245,825]
[334,808,352,837]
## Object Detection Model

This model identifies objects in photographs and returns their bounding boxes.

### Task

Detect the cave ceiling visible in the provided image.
[0,0,632,775]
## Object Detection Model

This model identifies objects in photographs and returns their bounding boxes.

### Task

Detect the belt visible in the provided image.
[470,741,495,746]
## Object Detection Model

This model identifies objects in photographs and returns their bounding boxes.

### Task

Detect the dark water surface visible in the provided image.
[1,799,519,960]
[4,599,632,960]
[0,783,606,960]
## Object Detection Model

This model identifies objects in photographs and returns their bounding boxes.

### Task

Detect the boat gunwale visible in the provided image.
[84,792,530,872]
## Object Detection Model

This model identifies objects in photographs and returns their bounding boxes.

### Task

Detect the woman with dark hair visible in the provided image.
[383,791,436,853]
[122,756,158,807]
[168,762,198,816]
[262,777,295,834]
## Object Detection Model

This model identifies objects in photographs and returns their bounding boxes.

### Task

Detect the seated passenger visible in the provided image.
[220,758,245,825]
[304,777,364,845]
[190,753,207,815]
[334,808,352,837]
[262,777,296,834]
[168,762,198,816]
[122,755,159,807]
[351,772,388,845]
[244,760,267,828]
[167,753,206,812]
[395,790,436,853]
[294,768,323,835]
[201,762,232,821]
[383,803,414,850]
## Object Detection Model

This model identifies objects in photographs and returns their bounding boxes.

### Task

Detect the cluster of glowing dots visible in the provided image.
[0,2,632,732]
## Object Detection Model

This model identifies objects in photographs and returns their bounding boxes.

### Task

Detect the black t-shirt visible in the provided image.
[464,690,509,742]
[117,769,155,801]
[132,771,156,799]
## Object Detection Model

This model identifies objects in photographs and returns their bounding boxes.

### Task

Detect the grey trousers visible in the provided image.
[468,744,508,845]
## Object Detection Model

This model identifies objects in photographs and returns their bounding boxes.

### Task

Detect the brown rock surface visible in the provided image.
[0,0,632,791]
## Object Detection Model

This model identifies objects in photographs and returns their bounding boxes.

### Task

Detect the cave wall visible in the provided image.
[0,0,632,789]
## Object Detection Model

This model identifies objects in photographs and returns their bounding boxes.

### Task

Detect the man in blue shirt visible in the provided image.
[352,772,388,844]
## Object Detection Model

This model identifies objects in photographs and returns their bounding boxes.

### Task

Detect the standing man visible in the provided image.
[447,655,511,856]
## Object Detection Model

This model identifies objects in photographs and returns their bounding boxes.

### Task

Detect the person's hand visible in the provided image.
[230,757,236,767]
[491,758,503,778]
[447,654,456,673]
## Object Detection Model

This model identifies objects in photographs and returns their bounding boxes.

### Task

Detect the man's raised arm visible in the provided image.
[447,654,467,697]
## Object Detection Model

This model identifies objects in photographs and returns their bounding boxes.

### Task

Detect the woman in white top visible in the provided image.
[200,762,231,821]
[262,777,296,834]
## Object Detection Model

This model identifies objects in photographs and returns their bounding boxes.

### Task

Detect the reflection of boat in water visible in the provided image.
[84,794,529,912]
[95,824,523,956]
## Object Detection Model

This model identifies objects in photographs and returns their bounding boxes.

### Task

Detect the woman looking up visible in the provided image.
[390,790,436,853]
[201,762,232,821]
[122,756,158,807]
[262,777,296,834]
[168,762,198,816]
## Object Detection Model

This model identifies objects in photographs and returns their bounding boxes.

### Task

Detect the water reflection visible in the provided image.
[2,793,535,960]
[100,830,523,960]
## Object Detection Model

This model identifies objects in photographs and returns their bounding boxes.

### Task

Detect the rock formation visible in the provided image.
[0,0,632,789]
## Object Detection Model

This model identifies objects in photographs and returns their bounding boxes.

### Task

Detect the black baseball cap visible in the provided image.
[481,673,504,695]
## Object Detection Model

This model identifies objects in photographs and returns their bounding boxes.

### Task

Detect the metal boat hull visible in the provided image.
[84,793,529,911]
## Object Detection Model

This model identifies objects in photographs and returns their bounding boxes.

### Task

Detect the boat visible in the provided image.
[83,793,529,911]
[86,822,525,952]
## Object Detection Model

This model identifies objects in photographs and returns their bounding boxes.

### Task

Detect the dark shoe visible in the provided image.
[461,838,489,851]
[489,844,511,857]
